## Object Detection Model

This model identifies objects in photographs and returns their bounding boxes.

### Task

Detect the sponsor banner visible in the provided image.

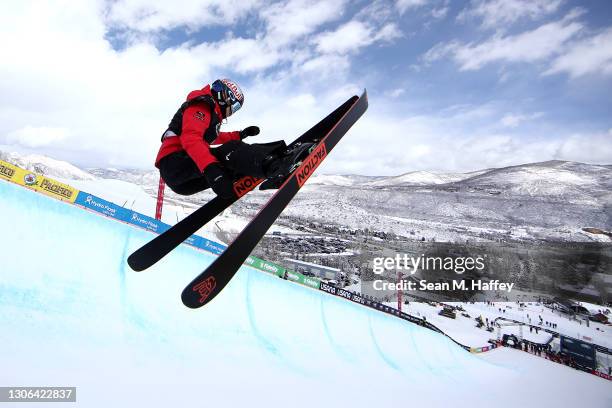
[245,256,261,269]
[184,235,202,248]
[285,270,305,284]
[245,256,261,267]
[244,256,286,277]
[319,282,337,295]
[336,287,366,306]
[319,282,443,331]
[0,160,21,183]
[34,176,79,202]
[259,260,285,277]
[592,371,612,381]
[77,192,218,256]
[9,167,79,203]
[75,192,132,221]
[303,276,321,289]
[127,211,170,235]
[199,238,226,255]
[400,311,425,326]
[1,160,77,203]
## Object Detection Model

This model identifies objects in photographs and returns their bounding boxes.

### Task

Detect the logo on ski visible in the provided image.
[296,143,327,187]
[193,276,217,303]
[233,176,261,197]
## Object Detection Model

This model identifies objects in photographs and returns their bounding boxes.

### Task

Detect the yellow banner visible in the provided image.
[0,159,79,203]
[33,176,79,203]
[0,159,20,183]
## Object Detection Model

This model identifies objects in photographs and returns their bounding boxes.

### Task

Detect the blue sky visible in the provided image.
[0,0,611,175]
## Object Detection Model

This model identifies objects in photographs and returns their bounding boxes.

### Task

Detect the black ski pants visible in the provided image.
[158,140,286,196]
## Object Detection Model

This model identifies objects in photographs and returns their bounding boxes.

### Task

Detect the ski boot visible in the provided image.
[260,142,317,190]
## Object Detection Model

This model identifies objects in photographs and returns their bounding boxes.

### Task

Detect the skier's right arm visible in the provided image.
[180,104,219,173]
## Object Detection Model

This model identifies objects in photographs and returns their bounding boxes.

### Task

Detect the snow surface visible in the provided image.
[392,300,612,350]
[1,179,611,408]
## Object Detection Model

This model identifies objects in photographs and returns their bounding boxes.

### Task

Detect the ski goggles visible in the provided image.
[212,80,242,115]
[225,88,242,115]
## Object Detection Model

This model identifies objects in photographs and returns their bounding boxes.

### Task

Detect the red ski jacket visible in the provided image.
[154,85,241,173]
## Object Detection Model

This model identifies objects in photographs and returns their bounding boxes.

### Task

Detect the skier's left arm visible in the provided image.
[213,130,241,144]
[213,126,260,144]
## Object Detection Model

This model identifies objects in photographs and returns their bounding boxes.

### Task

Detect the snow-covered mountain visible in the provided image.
[87,167,159,187]
[0,151,94,180]
[454,160,612,200]
[363,170,485,186]
[306,174,382,186]
[287,161,611,242]
[2,149,610,243]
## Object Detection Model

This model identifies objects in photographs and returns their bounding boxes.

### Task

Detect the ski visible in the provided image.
[127,92,367,272]
[127,191,247,272]
[181,90,368,308]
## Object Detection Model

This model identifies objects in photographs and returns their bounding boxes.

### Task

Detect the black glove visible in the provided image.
[203,163,234,199]
[240,125,260,139]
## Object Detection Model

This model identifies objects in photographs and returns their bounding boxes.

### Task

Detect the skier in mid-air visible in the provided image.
[131,85,367,303]
[155,78,311,198]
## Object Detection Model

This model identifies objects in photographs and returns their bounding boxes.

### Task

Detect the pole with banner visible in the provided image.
[397,269,402,312]
[155,176,165,220]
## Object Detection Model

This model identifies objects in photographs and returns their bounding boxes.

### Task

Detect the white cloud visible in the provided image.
[396,0,429,15]
[378,23,404,42]
[105,0,261,32]
[458,0,564,30]
[0,2,212,167]
[424,9,612,80]
[0,0,608,177]
[422,40,460,64]
[500,112,544,128]
[328,107,612,175]
[314,21,401,55]
[261,0,348,47]
[388,88,406,98]
[555,133,612,164]
[546,28,612,78]
[6,126,70,148]
[356,0,396,23]
[423,11,583,70]
[286,94,317,109]
[431,7,449,20]
[298,54,351,76]
[192,37,282,74]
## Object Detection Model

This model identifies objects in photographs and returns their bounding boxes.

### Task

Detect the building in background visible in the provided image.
[284,258,343,282]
